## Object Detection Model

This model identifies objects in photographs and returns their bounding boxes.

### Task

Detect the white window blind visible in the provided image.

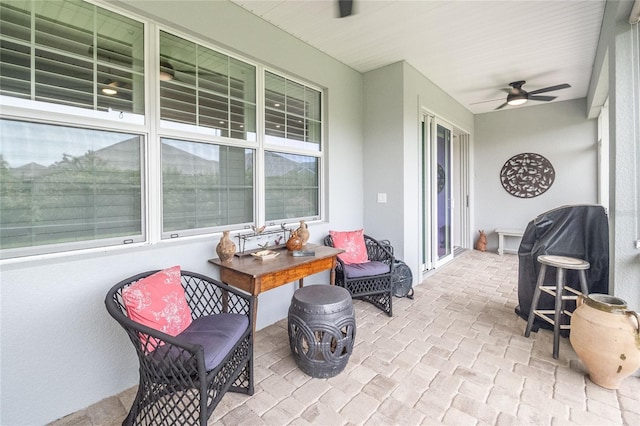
[0,0,144,114]
[159,31,256,140]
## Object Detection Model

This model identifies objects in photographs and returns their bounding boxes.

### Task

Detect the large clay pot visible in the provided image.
[216,231,236,262]
[569,294,640,389]
[296,220,310,246]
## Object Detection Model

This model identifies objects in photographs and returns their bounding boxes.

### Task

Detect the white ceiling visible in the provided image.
[231,0,606,114]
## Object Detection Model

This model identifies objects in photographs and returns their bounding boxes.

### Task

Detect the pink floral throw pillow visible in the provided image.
[330,229,369,264]
[122,266,193,351]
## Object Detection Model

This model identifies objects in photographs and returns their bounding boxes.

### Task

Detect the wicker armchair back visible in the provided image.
[105,270,254,425]
[324,234,395,316]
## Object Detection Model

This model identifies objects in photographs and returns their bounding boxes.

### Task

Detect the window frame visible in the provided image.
[159,135,256,239]
[0,113,148,260]
[260,68,324,226]
[0,0,150,260]
[0,0,326,260]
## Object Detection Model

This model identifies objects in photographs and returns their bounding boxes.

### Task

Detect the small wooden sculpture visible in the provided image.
[475,230,487,252]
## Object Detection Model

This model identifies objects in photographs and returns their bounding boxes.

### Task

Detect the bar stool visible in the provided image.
[524,254,590,359]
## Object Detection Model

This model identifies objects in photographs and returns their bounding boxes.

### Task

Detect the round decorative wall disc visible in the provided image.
[500,152,555,198]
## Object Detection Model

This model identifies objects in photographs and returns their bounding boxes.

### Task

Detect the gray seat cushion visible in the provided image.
[152,313,248,371]
[344,261,390,279]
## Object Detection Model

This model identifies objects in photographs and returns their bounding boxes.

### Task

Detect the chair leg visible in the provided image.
[524,264,547,337]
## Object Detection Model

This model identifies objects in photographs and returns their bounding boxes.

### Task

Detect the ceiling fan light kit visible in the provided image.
[101,80,119,96]
[159,61,175,81]
[507,93,528,106]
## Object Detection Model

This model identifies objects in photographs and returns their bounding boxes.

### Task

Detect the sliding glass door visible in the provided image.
[421,115,454,271]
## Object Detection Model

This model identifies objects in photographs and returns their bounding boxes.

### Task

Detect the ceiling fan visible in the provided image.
[492,81,571,110]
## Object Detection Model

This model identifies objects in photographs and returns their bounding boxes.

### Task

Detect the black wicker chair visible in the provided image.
[324,234,395,316]
[105,270,254,425]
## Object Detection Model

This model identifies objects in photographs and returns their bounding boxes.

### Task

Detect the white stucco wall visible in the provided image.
[362,63,405,252]
[0,2,364,424]
[362,61,474,285]
[474,99,599,252]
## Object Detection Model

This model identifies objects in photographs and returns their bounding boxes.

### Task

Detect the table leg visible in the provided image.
[330,258,336,285]
[299,277,304,288]
[251,295,258,336]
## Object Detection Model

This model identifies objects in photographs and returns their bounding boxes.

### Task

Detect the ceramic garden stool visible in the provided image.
[288,285,356,378]
[524,254,590,359]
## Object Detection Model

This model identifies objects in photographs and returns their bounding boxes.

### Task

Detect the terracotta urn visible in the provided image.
[569,294,640,389]
[286,230,303,251]
[296,220,310,246]
[216,231,236,262]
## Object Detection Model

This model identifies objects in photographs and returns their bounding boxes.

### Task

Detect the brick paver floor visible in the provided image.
[50,250,640,425]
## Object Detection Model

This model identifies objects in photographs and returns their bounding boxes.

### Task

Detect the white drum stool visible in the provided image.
[524,254,590,359]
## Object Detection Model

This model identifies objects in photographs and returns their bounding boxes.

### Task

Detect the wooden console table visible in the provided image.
[208,244,344,331]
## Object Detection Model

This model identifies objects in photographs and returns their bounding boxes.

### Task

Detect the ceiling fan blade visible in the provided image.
[469,98,505,105]
[529,83,571,95]
[529,95,556,102]
[495,102,509,110]
[338,0,354,18]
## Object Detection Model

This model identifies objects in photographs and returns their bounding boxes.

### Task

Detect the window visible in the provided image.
[265,72,321,151]
[0,0,145,114]
[0,0,325,258]
[0,0,146,259]
[264,72,322,221]
[0,119,144,258]
[265,152,319,221]
[159,31,256,140]
[162,139,253,236]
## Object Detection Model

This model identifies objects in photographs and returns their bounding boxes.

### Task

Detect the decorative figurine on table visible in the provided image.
[286,230,303,251]
[296,220,310,246]
[216,230,236,262]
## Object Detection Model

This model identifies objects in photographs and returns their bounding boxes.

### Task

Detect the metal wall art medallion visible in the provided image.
[500,152,555,198]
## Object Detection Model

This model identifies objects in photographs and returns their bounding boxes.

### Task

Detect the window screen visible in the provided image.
[162,138,254,235]
[0,119,144,258]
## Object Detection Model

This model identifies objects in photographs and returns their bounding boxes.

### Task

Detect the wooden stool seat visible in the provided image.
[524,255,590,359]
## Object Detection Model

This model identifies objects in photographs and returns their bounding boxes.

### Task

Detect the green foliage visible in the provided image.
[1,150,141,249]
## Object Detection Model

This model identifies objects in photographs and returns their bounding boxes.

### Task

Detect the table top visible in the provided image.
[208,244,344,278]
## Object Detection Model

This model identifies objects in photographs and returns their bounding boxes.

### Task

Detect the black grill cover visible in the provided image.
[515,204,609,331]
